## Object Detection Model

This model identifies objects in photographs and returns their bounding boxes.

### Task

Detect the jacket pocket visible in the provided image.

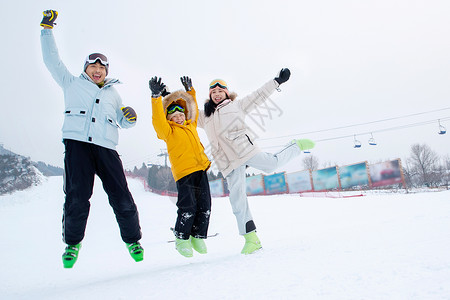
[104,115,119,144]
[227,133,254,159]
[226,129,246,140]
[62,108,87,132]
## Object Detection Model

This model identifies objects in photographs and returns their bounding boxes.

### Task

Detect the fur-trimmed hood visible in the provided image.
[163,90,196,121]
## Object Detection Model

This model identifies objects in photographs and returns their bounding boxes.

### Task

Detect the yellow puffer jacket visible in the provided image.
[152,88,210,181]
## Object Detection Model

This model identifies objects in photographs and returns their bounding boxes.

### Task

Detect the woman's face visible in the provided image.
[210,88,227,104]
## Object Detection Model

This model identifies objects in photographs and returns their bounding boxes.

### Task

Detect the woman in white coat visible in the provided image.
[198,69,315,254]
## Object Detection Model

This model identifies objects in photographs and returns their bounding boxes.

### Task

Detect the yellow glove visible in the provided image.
[40,10,58,28]
[121,106,137,123]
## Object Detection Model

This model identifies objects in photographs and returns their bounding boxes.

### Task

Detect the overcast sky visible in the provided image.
[1,0,449,173]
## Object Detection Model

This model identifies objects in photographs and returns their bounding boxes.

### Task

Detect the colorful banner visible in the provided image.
[209,179,225,197]
[339,162,369,189]
[264,172,287,195]
[286,171,312,193]
[312,166,340,191]
[246,174,265,195]
[369,159,403,187]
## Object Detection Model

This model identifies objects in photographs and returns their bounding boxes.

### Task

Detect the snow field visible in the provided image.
[1,177,449,299]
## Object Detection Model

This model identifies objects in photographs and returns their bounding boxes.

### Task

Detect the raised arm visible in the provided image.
[181,76,199,124]
[150,77,171,139]
[239,68,291,113]
[40,10,75,88]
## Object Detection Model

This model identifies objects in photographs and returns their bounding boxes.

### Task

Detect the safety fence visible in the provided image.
[208,158,406,197]
[128,158,405,198]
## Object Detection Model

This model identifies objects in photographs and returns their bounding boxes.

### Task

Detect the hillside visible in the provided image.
[0,144,62,195]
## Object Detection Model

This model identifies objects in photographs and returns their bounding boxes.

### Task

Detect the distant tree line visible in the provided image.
[34,161,64,176]
[403,143,450,189]
[128,142,450,193]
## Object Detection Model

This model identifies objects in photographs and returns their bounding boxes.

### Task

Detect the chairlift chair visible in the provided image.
[438,119,446,135]
[353,135,361,148]
[368,133,377,146]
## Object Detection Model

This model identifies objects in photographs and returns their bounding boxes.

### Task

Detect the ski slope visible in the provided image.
[1,177,449,299]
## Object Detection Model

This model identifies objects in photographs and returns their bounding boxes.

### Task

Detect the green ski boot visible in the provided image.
[190,237,207,254]
[62,243,81,268]
[126,241,144,262]
[241,231,262,255]
[294,139,315,151]
[175,238,193,257]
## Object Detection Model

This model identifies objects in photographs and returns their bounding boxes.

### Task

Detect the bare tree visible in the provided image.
[440,155,450,189]
[321,161,337,169]
[407,143,440,187]
[302,154,319,171]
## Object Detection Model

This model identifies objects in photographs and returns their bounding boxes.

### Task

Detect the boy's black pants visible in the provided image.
[62,139,142,245]
[174,170,212,240]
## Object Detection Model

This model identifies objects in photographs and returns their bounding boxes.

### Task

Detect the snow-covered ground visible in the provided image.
[1,177,449,300]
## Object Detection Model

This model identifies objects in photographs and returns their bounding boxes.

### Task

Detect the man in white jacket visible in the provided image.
[40,10,143,268]
[198,69,315,254]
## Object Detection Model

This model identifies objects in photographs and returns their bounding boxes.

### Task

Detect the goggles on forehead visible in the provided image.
[85,53,109,66]
[167,104,185,115]
[209,79,228,90]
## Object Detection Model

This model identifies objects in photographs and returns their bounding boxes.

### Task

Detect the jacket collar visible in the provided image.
[80,72,122,87]
[216,99,231,110]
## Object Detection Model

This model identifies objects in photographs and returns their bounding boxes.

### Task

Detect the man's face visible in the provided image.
[85,61,107,84]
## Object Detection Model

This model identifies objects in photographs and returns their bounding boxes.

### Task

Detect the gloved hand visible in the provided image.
[121,106,137,123]
[294,139,315,151]
[149,77,166,98]
[162,86,171,97]
[180,76,192,92]
[40,10,58,29]
[274,68,291,85]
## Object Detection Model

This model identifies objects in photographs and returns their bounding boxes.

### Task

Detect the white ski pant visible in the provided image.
[225,142,301,235]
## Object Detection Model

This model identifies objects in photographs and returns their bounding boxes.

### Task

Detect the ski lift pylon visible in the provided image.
[438,119,446,135]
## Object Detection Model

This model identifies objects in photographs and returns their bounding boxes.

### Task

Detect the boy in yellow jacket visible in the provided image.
[150,76,212,257]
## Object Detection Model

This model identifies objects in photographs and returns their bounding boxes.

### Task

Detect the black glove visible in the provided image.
[40,10,58,28]
[149,77,166,98]
[121,106,137,123]
[180,76,193,92]
[274,68,291,85]
[162,87,171,97]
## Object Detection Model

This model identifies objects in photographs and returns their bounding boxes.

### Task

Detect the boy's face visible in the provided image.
[210,88,227,104]
[170,112,186,125]
[85,61,107,84]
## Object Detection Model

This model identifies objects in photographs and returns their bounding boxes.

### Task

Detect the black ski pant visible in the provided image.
[173,170,212,240]
[62,139,142,245]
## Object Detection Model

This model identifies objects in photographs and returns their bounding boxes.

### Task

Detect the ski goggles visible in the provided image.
[167,104,185,115]
[85,53,109,66]
[209,79,228,90]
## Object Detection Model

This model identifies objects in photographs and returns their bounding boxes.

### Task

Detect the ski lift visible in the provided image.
[368,133,377,146]
[438,119,446,135]
[353,135,361,148]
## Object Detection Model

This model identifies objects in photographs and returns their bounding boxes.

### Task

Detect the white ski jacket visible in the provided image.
[198,79,279,177]
[40,29,134,150]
